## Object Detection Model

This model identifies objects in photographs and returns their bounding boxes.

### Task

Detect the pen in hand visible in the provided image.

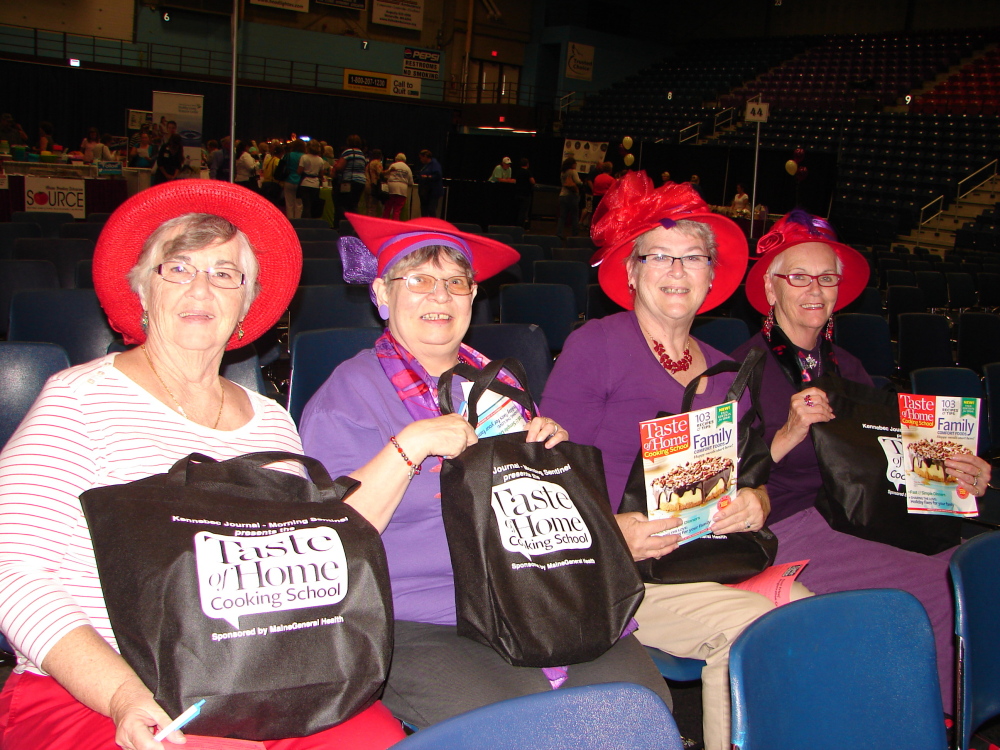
[153,699,206,743]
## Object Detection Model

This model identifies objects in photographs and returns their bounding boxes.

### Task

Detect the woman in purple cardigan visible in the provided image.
[299,212,672,731]
[732,210,992,715]
[541,173,808,750]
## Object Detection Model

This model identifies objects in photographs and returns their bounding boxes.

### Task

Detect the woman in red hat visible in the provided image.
[299,212,672,730]
[0,182,405,750]
[732,209,992,715]
[541,172,807,750]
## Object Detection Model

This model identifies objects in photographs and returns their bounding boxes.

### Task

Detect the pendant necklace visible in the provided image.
[142,344,225,429]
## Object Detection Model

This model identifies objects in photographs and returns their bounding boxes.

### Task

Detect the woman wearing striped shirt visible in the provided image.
[0,181,405,750]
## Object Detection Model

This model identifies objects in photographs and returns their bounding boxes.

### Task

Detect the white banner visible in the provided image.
[250,0,309,10]
[562,139,608,175]
[153,91,204,177]
[565,42,594,82]
[24,176,86,219]
[372,0,423,30]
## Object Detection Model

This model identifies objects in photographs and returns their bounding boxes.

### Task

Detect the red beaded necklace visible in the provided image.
[650,336,692,373]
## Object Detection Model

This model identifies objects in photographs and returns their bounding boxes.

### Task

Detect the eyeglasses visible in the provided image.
[773,273,842,288]
[156,262,246,289]
[390,274,474,295]
[637,254,712,270]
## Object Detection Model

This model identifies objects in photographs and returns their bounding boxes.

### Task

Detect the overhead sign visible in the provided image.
[565,42,594,82]
[372,0,423,30]
[250,0,309,10]
[403,47,440,80]
[24,176,86,219]
[745,102,770,123]
[344,69,421,99]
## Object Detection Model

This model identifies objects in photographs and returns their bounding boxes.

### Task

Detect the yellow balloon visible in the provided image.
[623,154,635,166]
[785,159,798,176]
[622,136,633,150]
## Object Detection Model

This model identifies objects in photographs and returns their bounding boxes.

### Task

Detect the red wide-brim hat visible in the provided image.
[94,180,302,351]
[345,213,519,282]
[590,172,748,314]
[745,209,869,314]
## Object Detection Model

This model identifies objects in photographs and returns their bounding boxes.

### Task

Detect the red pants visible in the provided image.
[0,672,405,749]
[381,195,405,221]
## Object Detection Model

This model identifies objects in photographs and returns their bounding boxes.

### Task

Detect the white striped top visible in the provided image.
[0,354,302,676]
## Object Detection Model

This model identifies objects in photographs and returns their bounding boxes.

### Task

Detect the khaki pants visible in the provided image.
[634,580,812,750]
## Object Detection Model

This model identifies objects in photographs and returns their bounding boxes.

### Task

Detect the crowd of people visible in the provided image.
[0,168,987,750]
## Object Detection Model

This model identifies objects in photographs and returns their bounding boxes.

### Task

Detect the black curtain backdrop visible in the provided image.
[0,59,455,158]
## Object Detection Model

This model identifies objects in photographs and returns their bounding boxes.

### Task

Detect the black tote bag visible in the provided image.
[810,374,962,555]
[619,347,779,585]
[437,358,644,668]
[80,451,393,741]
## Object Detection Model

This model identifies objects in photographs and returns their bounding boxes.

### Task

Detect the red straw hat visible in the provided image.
[94,180,301,350]
[745,209,869,314]
[344,213,519,281]
[590,171,748,313]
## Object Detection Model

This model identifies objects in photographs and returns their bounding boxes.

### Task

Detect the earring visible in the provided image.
[378,304,390,321]
[762,305,775,341]
[628,283,636,295]
[824,316,834,342]
[237,320,245,341]
[141,310,148,329]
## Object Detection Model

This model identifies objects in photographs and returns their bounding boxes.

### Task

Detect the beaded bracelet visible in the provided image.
[390,436,421,480]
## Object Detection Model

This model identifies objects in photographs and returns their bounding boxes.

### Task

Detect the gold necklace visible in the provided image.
[142,344,225,429]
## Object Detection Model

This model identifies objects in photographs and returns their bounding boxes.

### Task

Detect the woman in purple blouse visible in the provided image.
[299,212,672,731]
[732,210,992,715]
[541,173,808,750]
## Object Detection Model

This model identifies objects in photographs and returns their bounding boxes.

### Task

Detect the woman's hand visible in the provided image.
[397,413,478,463]
[615,512,683,561]
[770,387,835,462]
[945,453,992,499]
[109,675,182,749]
[525,416,568,448]
[710,487,768,535]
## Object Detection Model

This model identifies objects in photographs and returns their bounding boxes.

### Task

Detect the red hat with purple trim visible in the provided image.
[339,213,519,286]
[745,209,869,314]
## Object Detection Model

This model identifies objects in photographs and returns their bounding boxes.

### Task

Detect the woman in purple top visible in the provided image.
[299,212,672,729]
[732,210,993,715]
[542,173,807,750]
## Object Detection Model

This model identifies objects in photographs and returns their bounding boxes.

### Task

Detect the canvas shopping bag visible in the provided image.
[619,347,779,584]
[81,451,392,741]
[810,374,962,555]
[437,358,644,668]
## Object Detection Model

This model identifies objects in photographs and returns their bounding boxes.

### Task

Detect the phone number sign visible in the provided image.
[344,69,421,99]
[24,176,86,219]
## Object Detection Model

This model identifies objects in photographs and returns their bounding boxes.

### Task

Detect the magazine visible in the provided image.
[639,401,738,545]
[459,381,529,438]
[898,393,980,517]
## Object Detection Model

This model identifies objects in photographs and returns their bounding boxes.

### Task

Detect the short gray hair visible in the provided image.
[128,213,260,318]
[626,219,718,277]
[766,244,844,278]
[384,245,474,283]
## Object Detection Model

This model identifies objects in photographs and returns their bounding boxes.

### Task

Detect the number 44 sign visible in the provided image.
[745,102,770,123]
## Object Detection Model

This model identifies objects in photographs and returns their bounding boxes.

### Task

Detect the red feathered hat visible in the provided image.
[590,172,748,313]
